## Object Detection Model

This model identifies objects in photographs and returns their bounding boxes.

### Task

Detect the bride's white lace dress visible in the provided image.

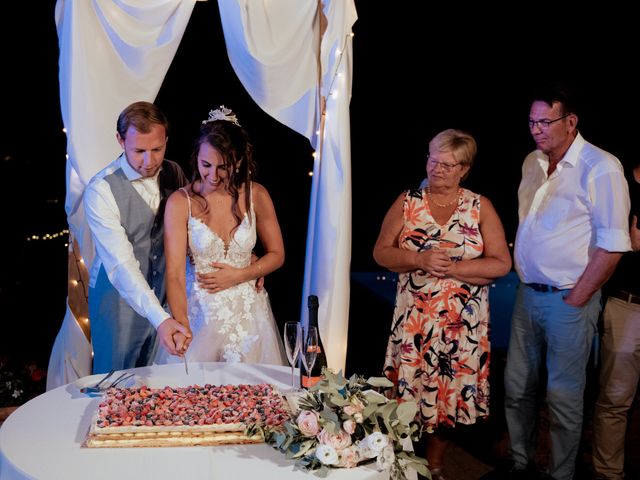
[155,187,285,365]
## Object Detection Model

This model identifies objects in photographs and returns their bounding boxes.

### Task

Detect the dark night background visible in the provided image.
[1,2,637,381]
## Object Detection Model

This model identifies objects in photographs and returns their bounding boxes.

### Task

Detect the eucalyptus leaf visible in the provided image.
[320,406,339,424]
[292,439,316,458]
[329,393,350,406]
[362,403,377,419]
[396,401,418,424]
[362,389,388,404]
[380,401,397,421]
[412,462,430,476]
[367,376,394,388]
[313,465,330,478]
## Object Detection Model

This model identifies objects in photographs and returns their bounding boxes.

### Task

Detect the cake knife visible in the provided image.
[183,352,189,375]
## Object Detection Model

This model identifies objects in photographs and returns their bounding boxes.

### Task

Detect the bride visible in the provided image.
[155,106,286,365]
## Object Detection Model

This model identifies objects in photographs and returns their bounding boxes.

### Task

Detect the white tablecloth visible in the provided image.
[0,362,393,480]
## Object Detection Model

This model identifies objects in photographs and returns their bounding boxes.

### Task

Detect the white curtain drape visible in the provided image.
[48,0,196,389]
[218,0,357,372]
[48,0,356,388]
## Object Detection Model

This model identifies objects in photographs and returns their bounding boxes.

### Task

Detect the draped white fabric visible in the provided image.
[48,0,196,388]
[45,296,93,391]
[219,0,357,372]
[48,0,356,387]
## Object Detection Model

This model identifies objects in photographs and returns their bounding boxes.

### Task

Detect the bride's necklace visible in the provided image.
[427,187,462,208]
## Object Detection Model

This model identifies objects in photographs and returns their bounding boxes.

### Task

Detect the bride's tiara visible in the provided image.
[202,105,241,127]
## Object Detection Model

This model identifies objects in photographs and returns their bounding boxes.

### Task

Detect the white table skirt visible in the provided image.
[0,362,396,480]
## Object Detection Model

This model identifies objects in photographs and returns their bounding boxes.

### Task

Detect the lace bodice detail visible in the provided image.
[188,209,256,272]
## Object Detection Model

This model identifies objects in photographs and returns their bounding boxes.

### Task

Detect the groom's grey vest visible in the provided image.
[105,169,165,300]
[89,160,186,374]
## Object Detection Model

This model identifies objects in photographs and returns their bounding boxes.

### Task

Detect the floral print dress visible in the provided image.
[383,188,490,428]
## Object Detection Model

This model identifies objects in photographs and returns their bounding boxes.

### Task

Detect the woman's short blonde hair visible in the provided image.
[429,129,477,172]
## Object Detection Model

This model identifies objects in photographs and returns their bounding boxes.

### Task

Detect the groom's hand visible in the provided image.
[157,318,192,355]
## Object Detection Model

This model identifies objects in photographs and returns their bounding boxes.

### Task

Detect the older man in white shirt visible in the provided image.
[504,85,631,480]
[84,101,190,374]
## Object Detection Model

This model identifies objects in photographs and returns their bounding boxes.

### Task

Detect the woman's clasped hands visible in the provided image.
[419,248,456,278]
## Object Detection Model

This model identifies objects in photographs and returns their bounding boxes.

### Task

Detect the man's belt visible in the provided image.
[609,290,640,305]
[525,282,563,293]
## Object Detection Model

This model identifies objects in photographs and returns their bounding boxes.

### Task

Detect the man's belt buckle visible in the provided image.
[526,282,561,293]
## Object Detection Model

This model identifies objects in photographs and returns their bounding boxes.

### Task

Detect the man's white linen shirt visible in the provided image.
[84,154,167,329]
[514,132,631,289]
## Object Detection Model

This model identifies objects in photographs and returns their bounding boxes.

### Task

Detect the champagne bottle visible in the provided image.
[300,294,328,388]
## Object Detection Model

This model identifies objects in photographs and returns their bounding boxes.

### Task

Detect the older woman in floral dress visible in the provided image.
[373,129,512,479]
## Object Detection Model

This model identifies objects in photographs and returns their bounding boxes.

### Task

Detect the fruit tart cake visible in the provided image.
[85,383,290,448]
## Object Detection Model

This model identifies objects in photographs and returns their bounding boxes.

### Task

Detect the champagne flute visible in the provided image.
[301,326,318,388]
[283,322,302,388]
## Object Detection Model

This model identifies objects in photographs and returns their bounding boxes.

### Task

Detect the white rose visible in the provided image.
[356,441,376,460]
[316,444,339,465]
[364,431,389,453]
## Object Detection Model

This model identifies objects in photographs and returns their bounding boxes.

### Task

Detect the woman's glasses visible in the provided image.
[427,156,460,173]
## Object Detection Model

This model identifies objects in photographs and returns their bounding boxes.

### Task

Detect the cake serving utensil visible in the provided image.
[80,371,134,395]
[79,369,115,394]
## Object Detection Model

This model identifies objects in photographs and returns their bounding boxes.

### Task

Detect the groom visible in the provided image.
[84,101,191,374]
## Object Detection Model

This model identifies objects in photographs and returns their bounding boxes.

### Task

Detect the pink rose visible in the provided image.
[343,397,365,416]
[337,445,360,468]
[318,427,352,450]
[343,405,357,415]
[343,419,356,434]
[296,410,320,436]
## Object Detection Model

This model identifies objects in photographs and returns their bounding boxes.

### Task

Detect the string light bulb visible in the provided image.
[26,228,69,242]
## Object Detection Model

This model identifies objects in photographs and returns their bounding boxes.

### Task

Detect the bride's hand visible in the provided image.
[250,252,264,292]
[173,331,191,355]
[197,263,241,293]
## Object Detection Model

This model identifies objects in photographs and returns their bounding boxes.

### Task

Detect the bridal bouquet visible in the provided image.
[262,369,429,480]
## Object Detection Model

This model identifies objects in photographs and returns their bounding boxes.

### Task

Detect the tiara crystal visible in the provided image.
[202,105,241,127]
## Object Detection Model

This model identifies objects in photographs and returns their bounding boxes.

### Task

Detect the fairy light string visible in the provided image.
[68,234,91,342]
